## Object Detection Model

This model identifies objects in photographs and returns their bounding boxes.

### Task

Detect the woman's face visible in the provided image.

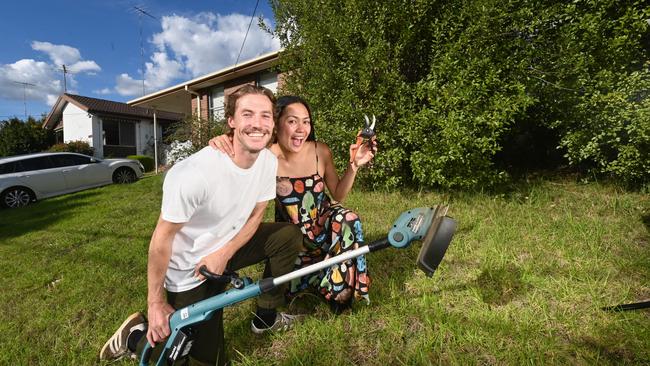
[277,102,311,153]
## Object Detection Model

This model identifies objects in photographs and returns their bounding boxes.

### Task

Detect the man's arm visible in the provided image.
[146,215,184,346]
[194,200,269,279]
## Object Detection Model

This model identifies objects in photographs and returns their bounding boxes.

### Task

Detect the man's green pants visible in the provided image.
[137,222,302,365]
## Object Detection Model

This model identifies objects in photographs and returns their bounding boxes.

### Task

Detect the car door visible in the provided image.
[14,156,67,197]
[51,154,111,189]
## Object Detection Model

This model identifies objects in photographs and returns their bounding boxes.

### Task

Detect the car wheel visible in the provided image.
[113,167,137,184]
[1,187,35,209]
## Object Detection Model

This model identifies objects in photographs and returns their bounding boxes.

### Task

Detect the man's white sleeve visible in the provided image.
[161,165,207,223]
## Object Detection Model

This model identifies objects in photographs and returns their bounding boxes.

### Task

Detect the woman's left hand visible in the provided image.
[350,137,377,169]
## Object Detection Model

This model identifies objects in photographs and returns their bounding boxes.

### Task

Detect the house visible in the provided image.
[127,50,282,120]
[42,93,183,159]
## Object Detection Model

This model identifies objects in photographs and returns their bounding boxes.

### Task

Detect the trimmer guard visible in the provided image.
[387,206,456,277]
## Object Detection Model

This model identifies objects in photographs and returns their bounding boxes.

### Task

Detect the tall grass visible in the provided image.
[0,174,648,365]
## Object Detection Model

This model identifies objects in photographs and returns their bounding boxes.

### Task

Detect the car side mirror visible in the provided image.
[90,158,98,163]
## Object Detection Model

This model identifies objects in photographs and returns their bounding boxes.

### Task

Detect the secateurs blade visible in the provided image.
[350,114,376,163]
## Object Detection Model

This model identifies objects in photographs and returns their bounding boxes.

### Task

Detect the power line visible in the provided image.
[235,0,260,67]
[132,5,158,97]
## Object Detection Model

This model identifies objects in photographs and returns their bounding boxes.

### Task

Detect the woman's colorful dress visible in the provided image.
[275,148,370,304]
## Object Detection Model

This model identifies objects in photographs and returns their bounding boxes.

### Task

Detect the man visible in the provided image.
[100,85,302,365]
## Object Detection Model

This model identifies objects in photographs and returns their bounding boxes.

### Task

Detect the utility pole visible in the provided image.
[62,64,68,93]
[133,6,157,97]
[12,81,36,119]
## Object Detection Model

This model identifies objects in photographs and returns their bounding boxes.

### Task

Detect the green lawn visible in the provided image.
[0,174,648,365]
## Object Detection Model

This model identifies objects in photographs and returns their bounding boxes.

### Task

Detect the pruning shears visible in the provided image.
[350,114,376,163]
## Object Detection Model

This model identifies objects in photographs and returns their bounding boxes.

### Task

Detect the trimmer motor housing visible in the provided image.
[387,206,457,277]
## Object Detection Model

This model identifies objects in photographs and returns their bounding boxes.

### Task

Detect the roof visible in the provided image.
[128,49,281,110]
[42,93,184,129]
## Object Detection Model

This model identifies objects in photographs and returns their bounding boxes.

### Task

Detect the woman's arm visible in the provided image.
[322,139,376,202]
[208,134,235,157]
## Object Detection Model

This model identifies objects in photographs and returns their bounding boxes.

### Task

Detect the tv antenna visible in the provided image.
[132,5,157,96]
[58,64,76,93]
[12,81,36,119]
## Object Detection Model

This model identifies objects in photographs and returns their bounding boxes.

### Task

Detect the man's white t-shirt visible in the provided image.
[161,146,277,292]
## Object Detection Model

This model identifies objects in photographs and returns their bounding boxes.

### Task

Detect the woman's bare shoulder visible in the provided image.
[314,140,332,156]
[269,143,281,156]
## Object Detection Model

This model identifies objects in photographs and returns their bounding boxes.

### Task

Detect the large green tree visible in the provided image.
[271,0,650,188]
[0,117,53,157]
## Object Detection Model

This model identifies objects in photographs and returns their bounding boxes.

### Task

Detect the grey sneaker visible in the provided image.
[99,312,145,360]
[250,312,303,334]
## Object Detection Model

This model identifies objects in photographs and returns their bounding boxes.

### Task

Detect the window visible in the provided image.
[103,118,136,146]
[258,71,278,93]
[209,86,225,121]
[51,154,92,167]
[104,120,120,145]
[0,162,16,175]
[68,154,93,165]
[15,157,54,172]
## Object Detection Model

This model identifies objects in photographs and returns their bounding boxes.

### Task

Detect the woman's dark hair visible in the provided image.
[275,95,316,141]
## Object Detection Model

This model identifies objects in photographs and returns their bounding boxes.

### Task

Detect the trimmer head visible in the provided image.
[417,208,457,277]
[387,205,456,277]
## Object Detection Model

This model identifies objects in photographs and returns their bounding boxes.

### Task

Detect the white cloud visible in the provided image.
[114,51,184,97]
[114,12,280,96]
[31,41,81,66]
[115,73,145,96]
[67,60,101,74]
[94,88,112,95]
[0,59,61,106]
[0,42,101,106]
[31,41,101,74]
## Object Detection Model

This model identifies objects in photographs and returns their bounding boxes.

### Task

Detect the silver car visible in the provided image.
[0,152,144,208]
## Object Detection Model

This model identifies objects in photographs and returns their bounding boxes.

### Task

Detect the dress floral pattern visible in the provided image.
[275,172,370,304]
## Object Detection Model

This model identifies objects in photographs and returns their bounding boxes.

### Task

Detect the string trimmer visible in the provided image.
[140,205,457,365]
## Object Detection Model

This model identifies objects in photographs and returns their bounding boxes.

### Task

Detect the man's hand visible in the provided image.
[146,301,175,347]
[194,245,234,281]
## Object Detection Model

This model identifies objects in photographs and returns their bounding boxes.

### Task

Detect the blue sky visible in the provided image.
[0,0,280,120]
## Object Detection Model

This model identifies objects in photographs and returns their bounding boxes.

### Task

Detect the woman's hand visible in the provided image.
[349,137,377,169]
[208,134,235,157]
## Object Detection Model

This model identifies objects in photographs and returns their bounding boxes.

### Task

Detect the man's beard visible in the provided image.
[239,126,272,152]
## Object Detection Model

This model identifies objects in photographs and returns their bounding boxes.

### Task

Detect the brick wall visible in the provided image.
[189,70,286,119]
[189,93,210,120]
[224,75,257,98]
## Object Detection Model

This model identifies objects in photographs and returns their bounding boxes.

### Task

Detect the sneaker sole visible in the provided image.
[99,312,145,360]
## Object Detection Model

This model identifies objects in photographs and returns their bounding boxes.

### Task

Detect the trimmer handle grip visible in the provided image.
[198,266,245,289]
[139,342,153,366]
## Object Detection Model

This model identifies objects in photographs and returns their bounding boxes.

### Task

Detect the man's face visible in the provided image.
[228,93,274,154]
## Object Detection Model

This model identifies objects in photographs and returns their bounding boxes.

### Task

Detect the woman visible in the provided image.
[210,95,376,311]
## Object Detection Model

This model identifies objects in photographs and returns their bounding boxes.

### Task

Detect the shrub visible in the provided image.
[163,140,194,165]
[49,140,94,156]
[126,155,155,172]
[163,115,226,165]
[0,117,53,157]
[272,0,649,189]
[559,70,650,186]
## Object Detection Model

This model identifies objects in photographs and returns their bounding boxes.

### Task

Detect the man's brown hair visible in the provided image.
[223,84,276,137]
